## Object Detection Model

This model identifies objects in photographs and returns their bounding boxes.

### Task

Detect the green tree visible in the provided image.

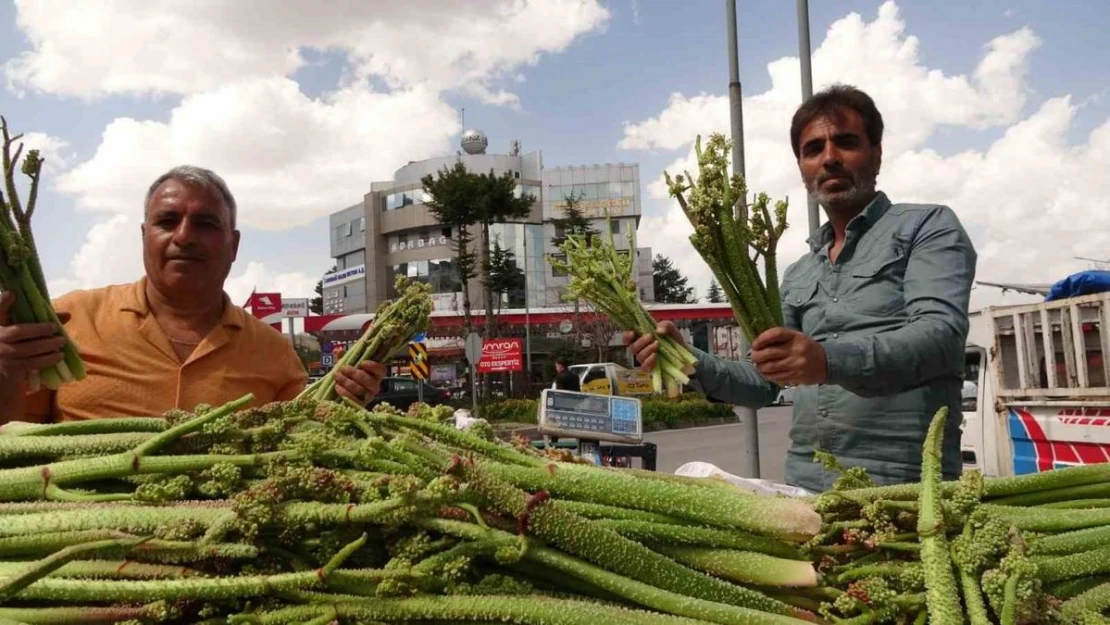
[422,161,482,334]
[653,254,697,304]
[484,239,526,315]
[550,192,599,339]
[706,278,724,303]
[476,169,535,339]
[310,264,336,314]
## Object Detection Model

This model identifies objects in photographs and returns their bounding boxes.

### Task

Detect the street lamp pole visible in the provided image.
[726,0,760,479]
[797,0,821,238]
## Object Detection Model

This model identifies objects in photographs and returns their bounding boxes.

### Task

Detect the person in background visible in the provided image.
[0,165,384,423]
[554,357,581,392]
[625,84,977,493]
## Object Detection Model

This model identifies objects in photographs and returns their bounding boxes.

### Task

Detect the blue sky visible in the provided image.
[2,0,1107,310]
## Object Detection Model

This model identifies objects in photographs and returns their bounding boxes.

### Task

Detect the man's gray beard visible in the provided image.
[807,172,878,213]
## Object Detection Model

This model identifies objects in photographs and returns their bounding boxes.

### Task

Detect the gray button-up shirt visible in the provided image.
[690,191,977,493]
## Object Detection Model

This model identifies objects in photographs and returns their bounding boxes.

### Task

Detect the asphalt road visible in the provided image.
[642,404,793,483]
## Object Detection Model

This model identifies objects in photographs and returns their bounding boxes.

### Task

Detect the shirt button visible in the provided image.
[833,333,840,339]
[832,297,839,303]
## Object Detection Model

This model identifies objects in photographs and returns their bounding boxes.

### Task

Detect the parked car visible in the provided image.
[774,387,796,406]
[368,377,452,411]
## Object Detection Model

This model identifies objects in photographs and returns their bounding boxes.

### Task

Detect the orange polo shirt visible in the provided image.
[26,278,307,422]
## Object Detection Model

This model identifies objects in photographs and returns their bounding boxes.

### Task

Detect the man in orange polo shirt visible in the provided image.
[0,165,384,423]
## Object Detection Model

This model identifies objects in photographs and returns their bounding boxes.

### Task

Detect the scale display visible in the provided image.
[537,389,643,443]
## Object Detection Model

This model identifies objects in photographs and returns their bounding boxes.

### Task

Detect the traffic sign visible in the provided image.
[412,332,426,343]
[409,342,429,380]
[321,353,335,368]
[321,341,334,354]
[464,332,482,365]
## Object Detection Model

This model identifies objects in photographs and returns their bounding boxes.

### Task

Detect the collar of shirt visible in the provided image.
[805,190,892,256]
[117,276,244,364]
[118,277,243,329]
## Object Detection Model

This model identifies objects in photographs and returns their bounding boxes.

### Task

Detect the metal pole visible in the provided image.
[797,0,821,238]
[524,225,532,374]
[726,0,760,479]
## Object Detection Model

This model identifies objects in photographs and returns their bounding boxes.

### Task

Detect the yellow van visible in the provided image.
[569,362,655,397]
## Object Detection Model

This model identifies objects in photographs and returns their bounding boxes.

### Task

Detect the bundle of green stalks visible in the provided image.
[0,394,824,624]
[300,276,433,402]
[549,220,698,397]
[0,116,85,392]
[666,133,788,343]
[805,407,1110,625]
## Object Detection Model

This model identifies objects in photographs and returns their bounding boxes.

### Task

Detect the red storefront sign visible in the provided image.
[249,292,283,318]
[477,338,523,373]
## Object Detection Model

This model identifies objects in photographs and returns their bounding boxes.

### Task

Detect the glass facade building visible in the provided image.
[324,133,653,315]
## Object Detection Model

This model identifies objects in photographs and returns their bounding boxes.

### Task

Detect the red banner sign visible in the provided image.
[477,338,523,373]
[249,292,283,318]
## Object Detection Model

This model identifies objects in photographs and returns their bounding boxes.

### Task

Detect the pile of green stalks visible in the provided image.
[299,276,433,402]
[549,220,697,397]
[0,117,85,391]
[807,407,1110,624]
[0,393,824,624]
[665,133,788,343]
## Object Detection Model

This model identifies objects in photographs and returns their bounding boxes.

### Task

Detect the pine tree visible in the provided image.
[652,254,697,304]
[706,278,724,303]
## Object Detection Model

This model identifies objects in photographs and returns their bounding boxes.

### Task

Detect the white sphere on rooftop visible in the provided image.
[461,129,488,155]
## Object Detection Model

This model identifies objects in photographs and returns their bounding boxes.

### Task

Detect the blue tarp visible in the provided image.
[1045,270,1110,302]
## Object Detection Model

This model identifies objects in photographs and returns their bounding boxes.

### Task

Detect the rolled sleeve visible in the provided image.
[824,206,977,396]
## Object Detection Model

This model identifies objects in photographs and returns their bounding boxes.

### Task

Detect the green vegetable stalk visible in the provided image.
[300,276,433,402]
[0,116,85,391]
[665,133,788,343]
[548,218,697,397]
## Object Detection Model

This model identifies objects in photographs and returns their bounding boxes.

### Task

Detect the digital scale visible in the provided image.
[536,389,643,465]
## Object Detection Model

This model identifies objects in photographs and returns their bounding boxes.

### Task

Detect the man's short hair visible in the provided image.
[556,357,570,368]
[789,84,884,159]
[144,165,238,229]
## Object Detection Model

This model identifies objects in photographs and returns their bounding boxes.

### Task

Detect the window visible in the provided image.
[393,379,418,393]
[359,217,366,232]
[621,181,636,198]
[551,253,568,277]
[342,222,353,237]
[611,219,621,234]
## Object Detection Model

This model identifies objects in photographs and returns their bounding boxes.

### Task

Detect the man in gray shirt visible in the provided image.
[627,84,977,492]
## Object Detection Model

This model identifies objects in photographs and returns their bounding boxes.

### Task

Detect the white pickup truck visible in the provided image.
[961,291,1110,477]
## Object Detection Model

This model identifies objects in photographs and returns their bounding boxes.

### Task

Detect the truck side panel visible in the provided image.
[1007,406,1110,473]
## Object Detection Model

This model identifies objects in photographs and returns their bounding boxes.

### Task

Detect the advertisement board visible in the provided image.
[249,292,282,318]
[322,264,366,288]
[282,298,309,318]
[476,338,523,373]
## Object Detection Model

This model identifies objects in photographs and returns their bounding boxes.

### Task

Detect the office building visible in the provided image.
[323,131,654,316]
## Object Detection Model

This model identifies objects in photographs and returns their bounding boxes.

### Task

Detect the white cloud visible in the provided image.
[6,0,610,106]
[621,1,1102,311]
[54,78,460,230]
[47,214,143,298]
[26,1,609,298]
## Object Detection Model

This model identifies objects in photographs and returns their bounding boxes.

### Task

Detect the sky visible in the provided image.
[2,0,1108,313]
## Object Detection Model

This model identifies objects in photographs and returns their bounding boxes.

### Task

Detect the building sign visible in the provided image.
[282,298,309,318]
[248,292,282,318]
[431,364,456,383]
[554,197,633,218]
[391,235,449,253]
[432,292,461,312]
[477,338,523,373]
[322,264,365,287]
